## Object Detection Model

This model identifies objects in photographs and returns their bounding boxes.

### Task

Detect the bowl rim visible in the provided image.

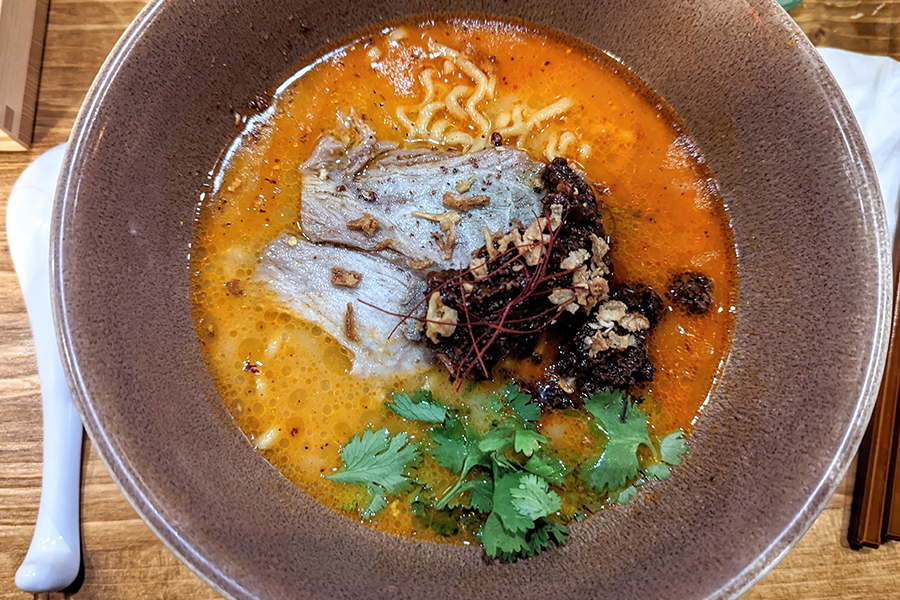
[708,7,890,598]
[50,1,891,598]
[51,1,244,597]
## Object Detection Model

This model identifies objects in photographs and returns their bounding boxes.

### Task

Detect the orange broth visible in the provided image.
[190,18,736,541]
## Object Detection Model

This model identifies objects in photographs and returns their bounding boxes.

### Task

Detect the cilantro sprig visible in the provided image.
[431,414,490,509]
[326,428,418,519]
[580,389,654,494]
[580,389,689,505]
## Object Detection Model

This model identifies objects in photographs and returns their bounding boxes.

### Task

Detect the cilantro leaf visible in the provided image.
[360,485,388,519]
[567,488,606,515]
[480,512,529,560]
[581,441,644,493]
[326,428,418,494]
[543,519,569,545]
[658,430,688,466]
[479,513,568,562]
[479,424,516,454]
[492,472,536,533]
[612,485,638,506]
[642,430,687,482]
[410,500,459,537]
[510,474,561,519]
[488,395,505,416]
[583,388,627,417]
[385,389,448,424]
[523,453,569,485]
[530,517,569,550]
[448,477,493,513]
[467,478,494,512]
[503,382,542,422]
[339,485,389,520]
[580,391,653,494]
[429,417,471,474]
[343,381,677,560]
[643,463,672,481]
[430,416,491,510]
[514,429,547,457]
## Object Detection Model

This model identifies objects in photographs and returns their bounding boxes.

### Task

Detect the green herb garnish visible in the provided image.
[326,382,688,562]
[385,389,449,423]
[580,389,654,494]
[326,428,418,519]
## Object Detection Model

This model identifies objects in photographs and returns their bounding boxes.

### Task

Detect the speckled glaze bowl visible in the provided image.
[52,1,889,599]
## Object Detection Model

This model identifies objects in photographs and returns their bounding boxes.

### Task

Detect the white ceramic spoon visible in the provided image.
[7,144,84,593]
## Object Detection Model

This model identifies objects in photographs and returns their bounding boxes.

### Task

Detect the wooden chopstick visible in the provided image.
[882,283,900,540]
[883,391,900,540]
[884,228,900,540]
[848,232,900,549]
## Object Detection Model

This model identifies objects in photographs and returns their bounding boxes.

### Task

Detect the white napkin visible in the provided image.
[818,48,900,239]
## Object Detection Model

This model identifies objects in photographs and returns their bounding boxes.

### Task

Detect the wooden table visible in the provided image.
[1,1,899,598]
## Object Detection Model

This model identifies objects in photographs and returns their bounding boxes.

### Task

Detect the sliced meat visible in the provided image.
[299,131,545,270]
[256,234,428,377]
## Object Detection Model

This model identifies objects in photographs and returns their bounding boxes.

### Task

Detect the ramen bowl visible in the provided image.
[52,0,889,599]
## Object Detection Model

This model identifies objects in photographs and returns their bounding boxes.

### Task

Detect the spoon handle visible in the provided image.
[8,145,84,593]
[15,352,83,592]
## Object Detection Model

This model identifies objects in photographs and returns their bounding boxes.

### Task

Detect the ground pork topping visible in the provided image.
[668,271,714,314]
[409,157,662,406]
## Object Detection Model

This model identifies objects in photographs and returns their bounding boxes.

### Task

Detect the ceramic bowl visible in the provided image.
[52,0,889,598]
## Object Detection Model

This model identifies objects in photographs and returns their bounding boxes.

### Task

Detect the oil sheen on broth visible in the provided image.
[191,19,736,542]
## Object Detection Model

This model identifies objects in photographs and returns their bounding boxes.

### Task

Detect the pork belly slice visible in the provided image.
[300,135,546,269]
[257,234,428,377]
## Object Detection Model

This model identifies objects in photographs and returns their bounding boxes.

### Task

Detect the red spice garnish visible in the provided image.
[448,214,574,385]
